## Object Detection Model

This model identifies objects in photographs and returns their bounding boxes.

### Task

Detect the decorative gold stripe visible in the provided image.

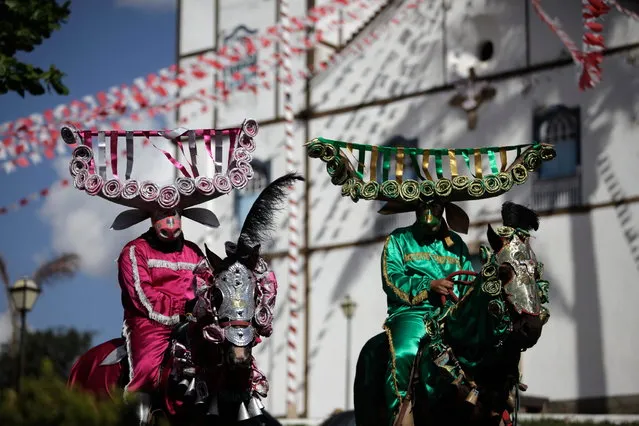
[422,149,433,181]
[382,237,411,304]
[384,325,403,405]
[396,148,405,183]
[448,150,458,177]
[370,146,378,181]
[500,147,508,172]
[474,149,483,178]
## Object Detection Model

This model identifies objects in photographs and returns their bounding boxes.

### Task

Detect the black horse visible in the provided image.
[354,202,550,426]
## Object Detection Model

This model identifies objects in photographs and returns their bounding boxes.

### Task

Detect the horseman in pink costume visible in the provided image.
[117,209,205,395]
[63,120,276,424]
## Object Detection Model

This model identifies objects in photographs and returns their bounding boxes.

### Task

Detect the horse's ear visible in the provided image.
[205,243,223,271]
[487,225,503,252]
[246,243,261,269]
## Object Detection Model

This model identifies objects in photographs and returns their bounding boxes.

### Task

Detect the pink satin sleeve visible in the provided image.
[118,244,175,324]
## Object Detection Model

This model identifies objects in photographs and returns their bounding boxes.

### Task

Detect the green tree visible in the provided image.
[0,252,80,354]
[0,327,94,389]
[0,359,153,426]
[0,0,71,97]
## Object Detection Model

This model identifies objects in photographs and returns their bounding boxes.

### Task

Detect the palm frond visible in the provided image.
[33,253,81,286]
[0,254,10,289]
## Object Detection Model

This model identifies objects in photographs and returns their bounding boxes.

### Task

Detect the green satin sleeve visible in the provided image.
[454,240,475,299]
[381,235,431,306]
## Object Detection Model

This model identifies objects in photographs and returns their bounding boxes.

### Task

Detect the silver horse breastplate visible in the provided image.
[495,234,541,315]
[216,261,257,346]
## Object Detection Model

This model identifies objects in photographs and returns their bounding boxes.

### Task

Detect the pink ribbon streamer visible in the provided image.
[109,132,118,179]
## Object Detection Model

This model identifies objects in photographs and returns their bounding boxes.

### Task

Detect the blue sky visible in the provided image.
[0,0,177,345]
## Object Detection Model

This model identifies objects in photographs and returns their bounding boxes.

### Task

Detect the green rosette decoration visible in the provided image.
[537,280,550,304]
[420,180,435,197]
[483,174,501,194]
[497,171,513,192]
[487,299,506,318]
[400,179,421,202]
[361,181,380,200]
[479,245,493,264]
[481,264,497,280]
[468,178,485,197]
[435,179,452,197]
[341,178,354,198]
[481,279,502,297]
[350,180,363,202]
[326,158,344,177]
[380,180,400,199]
[321,143,338,162]
[307,141,325,158]
[495,226,515,238]
[510,164,528,184]
[522,149,541,171]
[540,145,556,161]
[451,175,470,191]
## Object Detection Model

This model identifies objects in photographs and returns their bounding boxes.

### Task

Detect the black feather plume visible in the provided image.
[238,172,305,247]
[501,202,539,231]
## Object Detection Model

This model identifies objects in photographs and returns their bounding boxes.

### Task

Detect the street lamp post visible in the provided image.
[340,295,357,411]
[9,277,41,392]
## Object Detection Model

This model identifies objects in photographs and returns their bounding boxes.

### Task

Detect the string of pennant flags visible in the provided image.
[0,0,390,153]
[532,0,639,90]
[0,0,421,177]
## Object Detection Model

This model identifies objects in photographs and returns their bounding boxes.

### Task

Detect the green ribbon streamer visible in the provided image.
[382,149,391,180]
[487,150,499,175]
[435,152,443,178]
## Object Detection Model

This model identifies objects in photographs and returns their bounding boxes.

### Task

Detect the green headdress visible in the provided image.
[306,137,556,234]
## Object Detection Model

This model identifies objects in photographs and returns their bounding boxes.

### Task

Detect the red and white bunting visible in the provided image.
[531,0,639,91]
[0,179,70,215]
[0,0,386,155]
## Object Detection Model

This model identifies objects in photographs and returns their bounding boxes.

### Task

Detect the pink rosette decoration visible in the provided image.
[72,145,93,162]
[73,170,88,190]
[176,177,196,196]
[238,134,256,152]
[236,160,254,180]
[202,324,225,344]
[139,181,160,202]
[195,176,216,196]
[228,167,248,190]
[85,174,104,196]
[121,180,139,200]
[69,158,88,177]
[233,147,253,163]
[250,365,269,397]
[242,119,259,138]
[254,305,273,337]
[213,174,232,194]
[102,179,123,199]
[158,185,180,209]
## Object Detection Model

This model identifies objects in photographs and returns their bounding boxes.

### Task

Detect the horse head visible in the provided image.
[198,240,271,368]
[483,201,547,351]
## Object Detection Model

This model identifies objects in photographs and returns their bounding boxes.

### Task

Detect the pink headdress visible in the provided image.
[61,119,260,230]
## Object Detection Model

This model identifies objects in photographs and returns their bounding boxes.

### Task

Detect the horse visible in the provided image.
[353,202,550,426]
[68,173,304,426]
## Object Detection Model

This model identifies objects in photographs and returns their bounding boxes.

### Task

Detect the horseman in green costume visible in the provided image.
[305,136,556,426]
[380,197,474,425]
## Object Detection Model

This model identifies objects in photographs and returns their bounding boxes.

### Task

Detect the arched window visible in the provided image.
[235,159,271,226]
[533,106,581,180]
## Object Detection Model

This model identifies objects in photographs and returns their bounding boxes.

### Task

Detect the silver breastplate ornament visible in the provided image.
[215,261,257,346]
[494,229,541,315]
